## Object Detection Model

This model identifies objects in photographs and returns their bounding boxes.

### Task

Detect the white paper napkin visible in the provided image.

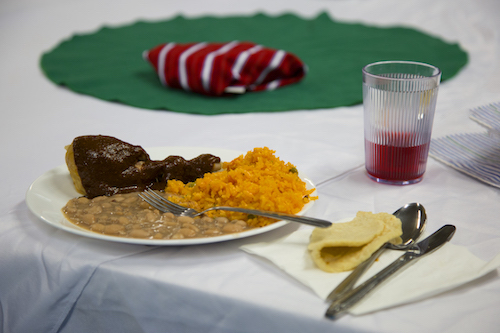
[240,228,500,315]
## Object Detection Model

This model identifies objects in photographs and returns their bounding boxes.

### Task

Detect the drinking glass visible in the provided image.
[363,61,441,185]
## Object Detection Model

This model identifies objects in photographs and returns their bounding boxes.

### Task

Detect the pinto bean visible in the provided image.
[139,201,151,209]
[90,223,105,232]
[129,229,150,238]
[62,192,256,240]
[200,216,215,224]
[222,222,246,233]
[204,229,222,236]
[117,217,130,225]
[162,212,175,220]
[175,228,197,238]
[152,233,164,239]
[87,205,102,214]
[77,197,90,204]
[81,213,95,225]
[182,224,200,232]
[143,212,158,223]
[177,216,195,224]
[103,224,125,235]
[214,216,229,224]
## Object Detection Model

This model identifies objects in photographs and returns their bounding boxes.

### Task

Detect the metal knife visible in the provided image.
[325,224,456,320]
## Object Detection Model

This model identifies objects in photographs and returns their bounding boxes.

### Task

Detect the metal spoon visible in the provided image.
[326,202,427,302]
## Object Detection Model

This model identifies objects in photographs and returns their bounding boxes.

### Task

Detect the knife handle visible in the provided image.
[327,245,387,302]
[325,251,417,319]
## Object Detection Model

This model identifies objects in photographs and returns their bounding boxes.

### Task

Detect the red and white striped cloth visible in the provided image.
[143,41,307,96]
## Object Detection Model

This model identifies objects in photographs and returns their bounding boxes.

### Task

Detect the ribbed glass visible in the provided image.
[363,61,441,185]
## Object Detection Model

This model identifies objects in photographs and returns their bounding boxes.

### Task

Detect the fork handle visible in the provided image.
[201,206,332,228]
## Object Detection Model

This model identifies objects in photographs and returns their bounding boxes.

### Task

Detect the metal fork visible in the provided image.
[138,188,332,228]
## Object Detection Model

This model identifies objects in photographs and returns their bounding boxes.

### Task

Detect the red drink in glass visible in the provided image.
[364,132,430,184]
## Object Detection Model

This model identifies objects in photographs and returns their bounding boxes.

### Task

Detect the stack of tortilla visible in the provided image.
[308,211,402,273]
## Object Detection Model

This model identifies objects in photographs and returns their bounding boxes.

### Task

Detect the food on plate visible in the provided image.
[62,144,316,240]
[308,211,402,273]
[62,192,251,239]
[165,147,317,228]
[65,135,221,198]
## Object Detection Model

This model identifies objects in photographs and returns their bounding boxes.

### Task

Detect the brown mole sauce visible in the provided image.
[72,135,221,198]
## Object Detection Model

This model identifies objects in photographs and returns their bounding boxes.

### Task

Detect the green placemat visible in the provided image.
[40,13,468,115]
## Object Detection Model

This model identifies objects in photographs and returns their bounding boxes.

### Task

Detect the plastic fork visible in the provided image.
[138,188,332,228]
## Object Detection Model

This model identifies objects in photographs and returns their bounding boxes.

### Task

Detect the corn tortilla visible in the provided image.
[308,211,402,273]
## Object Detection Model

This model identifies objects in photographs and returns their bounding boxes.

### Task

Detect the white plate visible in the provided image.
[25,147,316,246]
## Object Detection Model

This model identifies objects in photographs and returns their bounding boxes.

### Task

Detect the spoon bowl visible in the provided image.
[326,202,427,302]
[389,202,427,249]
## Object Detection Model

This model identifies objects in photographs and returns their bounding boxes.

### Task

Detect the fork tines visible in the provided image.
[138,191,169,213]
[140,189,186,215]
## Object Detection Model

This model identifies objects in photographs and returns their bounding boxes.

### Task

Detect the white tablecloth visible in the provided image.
[1,0,500,332]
